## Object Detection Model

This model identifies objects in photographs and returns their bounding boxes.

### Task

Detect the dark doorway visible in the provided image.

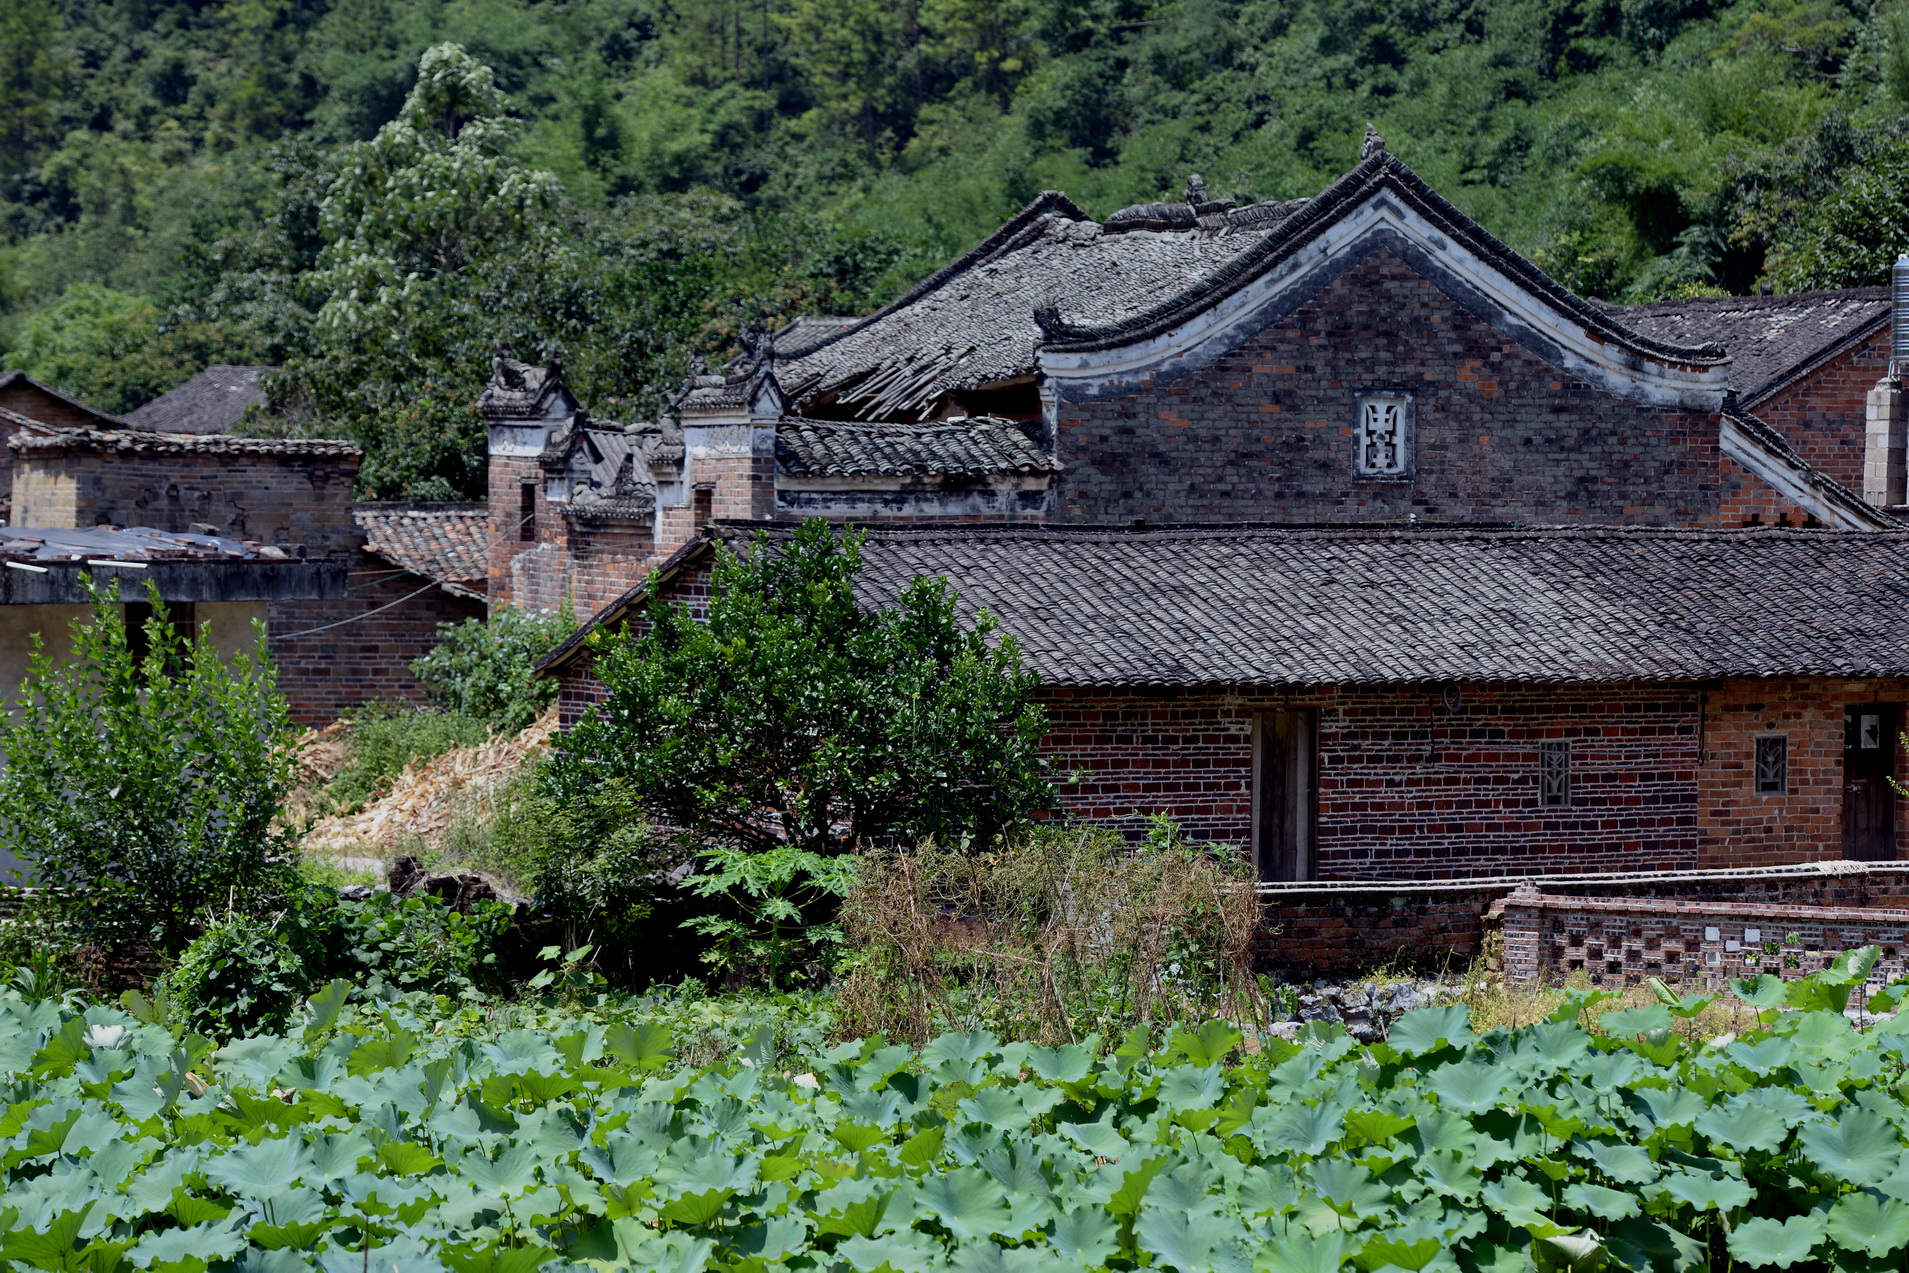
[1257,710,1317,881]
[1844,706,1898,861]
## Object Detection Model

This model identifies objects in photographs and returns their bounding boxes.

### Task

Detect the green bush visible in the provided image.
[0,579,299,959]
[410,605,572,734]
[157,913,310,1038]
[161,887,512,1037]
[325,706,490,811]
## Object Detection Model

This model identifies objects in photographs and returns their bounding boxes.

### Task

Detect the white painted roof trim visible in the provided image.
[1040,191,1730,412]
[1718,413,1898,530]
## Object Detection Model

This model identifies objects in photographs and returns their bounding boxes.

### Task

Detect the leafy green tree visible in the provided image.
[0,0,64,181]
[1771,140,1909,289]
[0,580,299,959]
[546,519,1054,859]
[3,282,266,414]
[411,605,573,734]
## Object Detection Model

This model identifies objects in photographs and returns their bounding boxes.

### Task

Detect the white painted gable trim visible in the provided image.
[1039,191,1730,412]
[1718,414,1897,530]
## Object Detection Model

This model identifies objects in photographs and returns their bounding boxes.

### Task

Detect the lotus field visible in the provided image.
[11,957,1909,1271]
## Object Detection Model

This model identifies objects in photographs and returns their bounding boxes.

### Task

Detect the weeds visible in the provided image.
[836,818,1263,1046]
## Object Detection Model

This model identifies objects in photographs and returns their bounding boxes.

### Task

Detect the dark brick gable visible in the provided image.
[1052,248,1725,525]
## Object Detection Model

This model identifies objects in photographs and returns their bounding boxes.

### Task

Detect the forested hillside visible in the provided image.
[4,0,1909,497]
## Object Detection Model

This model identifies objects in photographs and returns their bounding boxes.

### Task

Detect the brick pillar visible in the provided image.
[1865,379,1906,508]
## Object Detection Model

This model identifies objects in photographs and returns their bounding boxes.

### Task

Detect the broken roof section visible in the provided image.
[776,190,1294,420]
[776,416,1061,479]
[775,143,1733,422]
[122,365,274,434]
[0,525,346,604]
[1605,288,1888,404]
[545,521,1909,687]
[354,503,490,601]
[9,423,360,459]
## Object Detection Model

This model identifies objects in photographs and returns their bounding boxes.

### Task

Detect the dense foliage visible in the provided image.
[324,708,493,813]
[6,1,1909,491]
[548,521,1054,860]
[11,956,1909,1268]
[159,889,513,1037]
[0,580,298,958]
[412,605,573,733]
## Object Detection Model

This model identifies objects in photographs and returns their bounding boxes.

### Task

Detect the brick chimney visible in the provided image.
[1864,255,1909,508]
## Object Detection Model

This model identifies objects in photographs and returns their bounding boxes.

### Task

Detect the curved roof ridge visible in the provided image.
[1042,152,1728,369]
[775,191,1091,367]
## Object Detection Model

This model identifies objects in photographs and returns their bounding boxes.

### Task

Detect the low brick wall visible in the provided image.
[1255,860,1909,975]
[1492,886,1909,987]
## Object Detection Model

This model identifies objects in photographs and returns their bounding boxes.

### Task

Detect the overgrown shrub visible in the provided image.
[410,605,571,733]
[325,706,490,811]
[0,579,299,959]
[157,913,311,1038]
[443,772,686,986]
[161,887,512,1037]
[836,819,1264,1045]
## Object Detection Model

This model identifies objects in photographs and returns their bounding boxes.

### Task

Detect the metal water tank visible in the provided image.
[1894,254,1909,362]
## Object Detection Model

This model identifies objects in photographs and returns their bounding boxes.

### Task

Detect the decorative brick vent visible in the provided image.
[1490,884,1909,987]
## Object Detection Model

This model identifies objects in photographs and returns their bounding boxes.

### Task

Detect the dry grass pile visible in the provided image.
[836,827,1264,1046]
[300,706,558,856]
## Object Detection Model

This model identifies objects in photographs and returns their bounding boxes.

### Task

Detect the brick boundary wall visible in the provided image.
[1490,885,1909,988]
[1254,860,1909,975]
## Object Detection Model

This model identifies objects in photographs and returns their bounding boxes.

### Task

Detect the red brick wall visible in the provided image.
[1751,327,1888,495]
[1044,684,1702,877]
[1697,678,1909,868]
[0,382,110,515]
[1494,887,1909,987]
[550,667,1909,877]
[487,455,541,607]
[270,558,484,724]
[562,517,662,614]
[1053,249,1725,526]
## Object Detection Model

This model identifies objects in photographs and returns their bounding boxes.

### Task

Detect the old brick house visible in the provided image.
[511,138,1909,879]
[543,521,1909,881]
[491,138,1899,615]
[6,423,484,722]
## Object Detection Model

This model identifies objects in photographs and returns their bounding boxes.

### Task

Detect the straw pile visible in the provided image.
[300,706,558,855]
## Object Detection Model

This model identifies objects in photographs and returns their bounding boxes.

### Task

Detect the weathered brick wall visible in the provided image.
[1258,862,1909,974]
[11,447,361,552]
[1697,679,1909,868]
[1752,327,1888,495]
[546,671,1909,879]
[1044,684,1703,877]
[1492,886,1909,987]
[487,454,542,608]
[1052,249,1723,526]
[270,561,484,724]
[562,517,661,614]
[1715,454,1822,528]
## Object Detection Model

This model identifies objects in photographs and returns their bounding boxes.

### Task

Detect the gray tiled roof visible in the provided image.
[8,424,360,458]
[775,191,1301,420]
[354,503,489,596]
[563,428,657,520]
[123,365,272,434]
[1605,289,1888,403]
[477,353,577,421]
[776,416,1061,478]
[544,522,1909,686]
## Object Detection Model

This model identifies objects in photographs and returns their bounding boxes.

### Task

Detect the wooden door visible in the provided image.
[1844,706,1898,861]
[1257,710,1317,881]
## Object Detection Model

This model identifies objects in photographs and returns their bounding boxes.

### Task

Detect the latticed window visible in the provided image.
[1540,740,1571,807]
[1355,394,1410,476]
[1755,735,1788,793]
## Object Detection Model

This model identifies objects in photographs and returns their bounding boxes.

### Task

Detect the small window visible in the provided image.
[1860,713,1884,750]
[1755,735,1788,793]
[519,482,536,541]
[1355,394,1411,477]
[1540,740,1571,807]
